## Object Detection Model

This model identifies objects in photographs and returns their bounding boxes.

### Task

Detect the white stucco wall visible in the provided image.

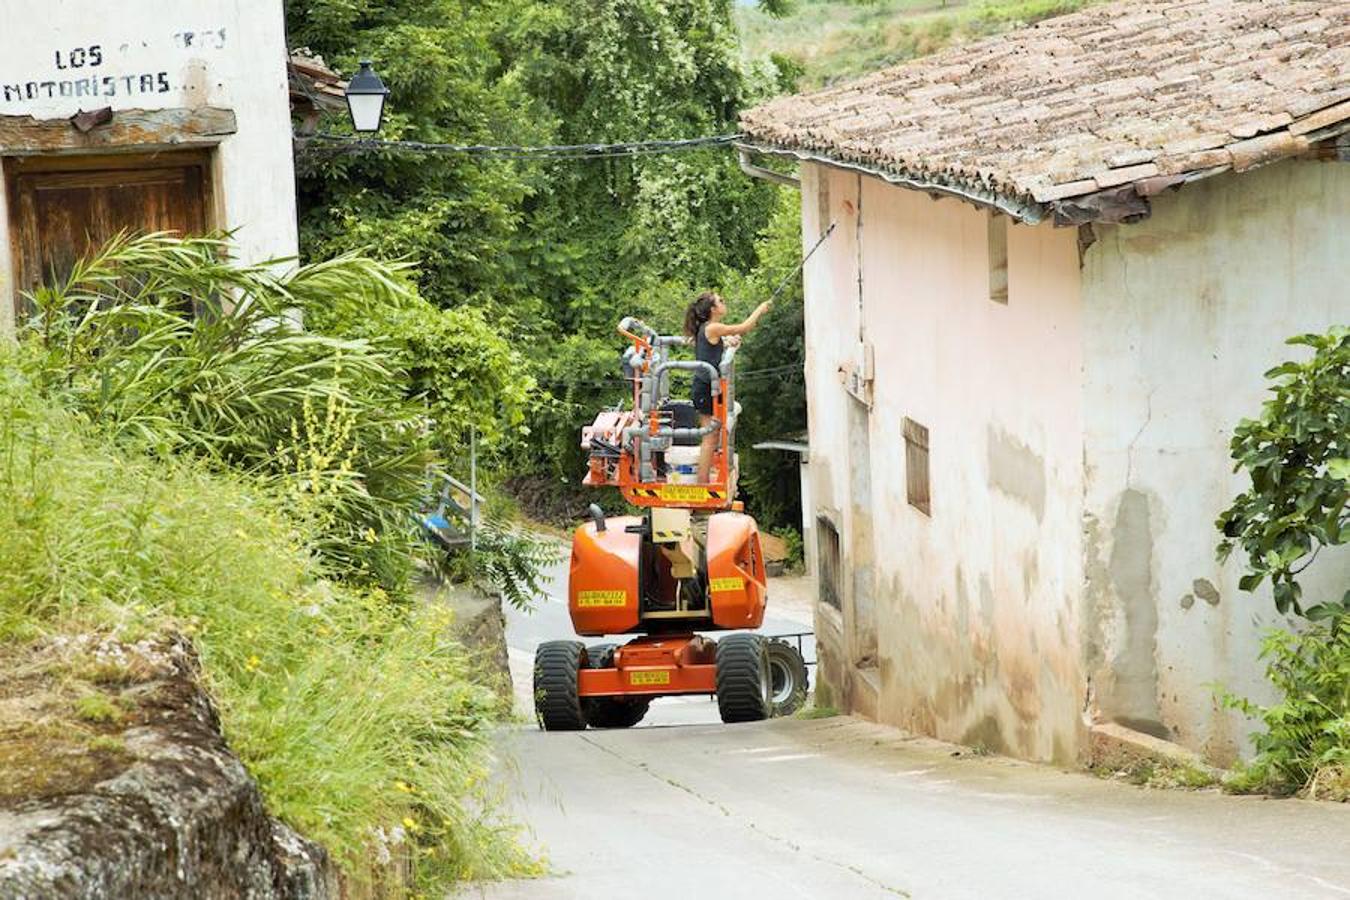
[802,162,1087,762]
[0,1,298,329]
[1081,158,1350,763]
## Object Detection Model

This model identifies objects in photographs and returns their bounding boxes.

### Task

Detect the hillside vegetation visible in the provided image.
[736,0,1102,88]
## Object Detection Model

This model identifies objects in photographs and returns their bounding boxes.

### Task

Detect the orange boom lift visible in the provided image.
[533,316,774,729]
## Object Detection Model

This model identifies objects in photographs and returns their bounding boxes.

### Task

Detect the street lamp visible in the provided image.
[344,60,389,133]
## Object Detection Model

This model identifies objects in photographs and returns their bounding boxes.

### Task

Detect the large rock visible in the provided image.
[0,635,337,900]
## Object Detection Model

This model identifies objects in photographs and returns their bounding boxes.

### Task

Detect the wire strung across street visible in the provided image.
[296,129,832,395]
[296,132,744,159]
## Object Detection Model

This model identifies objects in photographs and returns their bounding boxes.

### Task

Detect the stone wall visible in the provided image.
[0,635,337,900]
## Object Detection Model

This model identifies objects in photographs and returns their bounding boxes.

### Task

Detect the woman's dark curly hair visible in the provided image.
[683,291,720,338]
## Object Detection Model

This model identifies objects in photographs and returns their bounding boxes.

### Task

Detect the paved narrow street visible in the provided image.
[460,558,1350,900]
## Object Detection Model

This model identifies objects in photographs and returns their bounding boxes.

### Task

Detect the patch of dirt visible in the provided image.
[0,725,132,801]
[0,637,152,803]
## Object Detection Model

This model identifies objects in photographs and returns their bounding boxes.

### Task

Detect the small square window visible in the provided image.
[988,213,1008,305]
[904,418,931,516]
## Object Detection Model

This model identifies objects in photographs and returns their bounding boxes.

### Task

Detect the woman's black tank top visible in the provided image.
[694,324,724,387]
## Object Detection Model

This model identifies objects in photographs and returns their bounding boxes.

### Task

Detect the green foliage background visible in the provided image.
[285,0,1109,533]
[287,0,809,528]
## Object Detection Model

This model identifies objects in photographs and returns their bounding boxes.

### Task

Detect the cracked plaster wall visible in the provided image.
[1080,158,1350,764]
[801,162,1087,762]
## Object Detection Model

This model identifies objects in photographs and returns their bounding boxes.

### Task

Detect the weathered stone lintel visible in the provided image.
[0,106,236,155]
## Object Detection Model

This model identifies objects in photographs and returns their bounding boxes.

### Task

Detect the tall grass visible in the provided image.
[0,351,535,885]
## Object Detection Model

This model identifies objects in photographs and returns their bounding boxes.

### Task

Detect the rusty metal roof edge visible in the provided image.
[736,141,1048,224]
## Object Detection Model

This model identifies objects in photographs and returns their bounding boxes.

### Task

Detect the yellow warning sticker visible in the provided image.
[630,670,671,686]
[576,590,627,607]
[710,577,745,593]
[642,485,727,502]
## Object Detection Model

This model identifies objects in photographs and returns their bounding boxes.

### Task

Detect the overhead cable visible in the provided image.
[296,132,743,160]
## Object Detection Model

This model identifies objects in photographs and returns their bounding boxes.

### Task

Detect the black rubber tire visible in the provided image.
[765,640,809,717]
[534,640,587,731]
[715,633,771,723]
[584,643,617,669]
[584,696,651,728]
[581,643,650,728]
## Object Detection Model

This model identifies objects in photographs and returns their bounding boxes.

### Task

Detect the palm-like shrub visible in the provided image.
[23,233,438,595]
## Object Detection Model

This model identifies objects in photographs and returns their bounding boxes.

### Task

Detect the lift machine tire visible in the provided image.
[765,639,809,717]
[715,633,772,723]
[534,640,587,731]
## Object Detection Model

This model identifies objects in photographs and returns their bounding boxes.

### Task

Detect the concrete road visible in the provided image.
[471,548,1350,899]
[464,718,1350,900]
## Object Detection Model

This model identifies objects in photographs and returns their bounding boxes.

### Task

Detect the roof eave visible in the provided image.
[738,140,1049,225]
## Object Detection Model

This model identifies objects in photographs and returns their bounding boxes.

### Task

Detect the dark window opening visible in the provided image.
[817,516,842,610]
[904,417,931,516]
[988,212,1008,304]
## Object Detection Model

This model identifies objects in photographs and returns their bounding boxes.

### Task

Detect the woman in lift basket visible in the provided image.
[682,291,773,484]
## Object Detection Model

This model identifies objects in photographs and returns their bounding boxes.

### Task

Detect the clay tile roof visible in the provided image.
[288,51,348,113]
[740,0,1350,222]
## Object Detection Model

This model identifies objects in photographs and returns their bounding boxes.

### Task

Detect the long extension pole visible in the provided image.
[762,221,837,307]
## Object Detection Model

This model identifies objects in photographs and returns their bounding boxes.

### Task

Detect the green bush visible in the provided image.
[1218,329,1348,620]
[444,522,561,611]
[0,351,534,884]
[1223,622,1349,799]
[1216,327,1349,798]
[299,266,536,463]
[775,527,805,573]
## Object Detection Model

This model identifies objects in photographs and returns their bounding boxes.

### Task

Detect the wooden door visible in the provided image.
[7,151,212,314]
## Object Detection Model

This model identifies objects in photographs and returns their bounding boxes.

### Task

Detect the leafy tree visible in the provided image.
[496,0,777,312]
[1217,328,1349,621]
[721,194,808,531]
[286,0,786,510]
[287,0,553,314]
[299,260,535,459]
